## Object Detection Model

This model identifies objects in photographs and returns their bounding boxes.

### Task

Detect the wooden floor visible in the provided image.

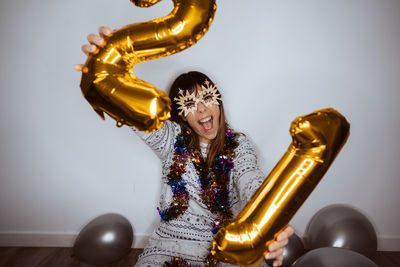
[0,247,143,267]
[0,247,399,267]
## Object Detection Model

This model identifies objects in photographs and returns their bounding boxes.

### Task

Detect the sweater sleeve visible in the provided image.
[232,135,266,209]
[130,120,181,161]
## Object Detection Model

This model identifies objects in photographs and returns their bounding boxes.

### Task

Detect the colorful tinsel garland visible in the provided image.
[157,128,238,230]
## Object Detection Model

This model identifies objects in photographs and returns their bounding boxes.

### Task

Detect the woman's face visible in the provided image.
[183,85,221,144]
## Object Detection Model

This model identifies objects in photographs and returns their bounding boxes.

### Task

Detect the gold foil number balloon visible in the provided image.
[80,0,217,131]
[211,108,350,266]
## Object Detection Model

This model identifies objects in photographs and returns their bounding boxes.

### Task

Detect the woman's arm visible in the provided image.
[130,121,179,160]
[232,135,265,206]
[232,135,294,266]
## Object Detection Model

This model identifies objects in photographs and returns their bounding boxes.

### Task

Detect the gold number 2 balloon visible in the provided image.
[80,0,217,131]
[210,108,350,266]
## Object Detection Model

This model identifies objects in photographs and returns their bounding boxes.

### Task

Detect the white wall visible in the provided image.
[0,0,399,250]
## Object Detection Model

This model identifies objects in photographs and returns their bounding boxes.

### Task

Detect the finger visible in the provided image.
[277,238,288,249]
[277,225,295,241]
[82,44,99,56]
[272,259,283,267]
[74,64,88,73]
[74,64,82,71]
[99,26,112,38]
[268,239,287,251]
[275,255,284,262]
[265,248,284,260]
[267,241,277,251]
[87,33,105,47]
[285,225,295,236]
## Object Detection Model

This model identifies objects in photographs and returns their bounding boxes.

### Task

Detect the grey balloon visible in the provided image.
[304,204,377,259]
[73,213,134,264]
[265,233,306,267]
[291,247,378,267]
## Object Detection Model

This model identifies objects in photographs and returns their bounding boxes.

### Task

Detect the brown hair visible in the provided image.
[168,71,227,168]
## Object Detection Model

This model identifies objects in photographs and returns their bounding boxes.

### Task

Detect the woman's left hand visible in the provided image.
[264,225,295,266]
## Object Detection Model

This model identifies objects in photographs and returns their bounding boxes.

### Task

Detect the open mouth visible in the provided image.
[199,116,213,132]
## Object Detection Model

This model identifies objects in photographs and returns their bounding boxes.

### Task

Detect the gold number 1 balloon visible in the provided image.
[210,108,350,266]
[80,0,217,131]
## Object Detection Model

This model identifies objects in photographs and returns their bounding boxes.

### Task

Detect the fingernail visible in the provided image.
[265,253,272,259]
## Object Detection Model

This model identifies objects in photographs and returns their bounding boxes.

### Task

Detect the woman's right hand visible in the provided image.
[74,26,113,73]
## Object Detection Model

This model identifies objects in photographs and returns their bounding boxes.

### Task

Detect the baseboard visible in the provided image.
[0,233,399,251]
[377,236,400,251]
[0,233,149,248]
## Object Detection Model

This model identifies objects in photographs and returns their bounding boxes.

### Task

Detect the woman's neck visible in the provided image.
[199,136,210,144]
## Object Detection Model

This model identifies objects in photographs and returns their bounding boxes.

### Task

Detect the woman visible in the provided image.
[76,27,294,267]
